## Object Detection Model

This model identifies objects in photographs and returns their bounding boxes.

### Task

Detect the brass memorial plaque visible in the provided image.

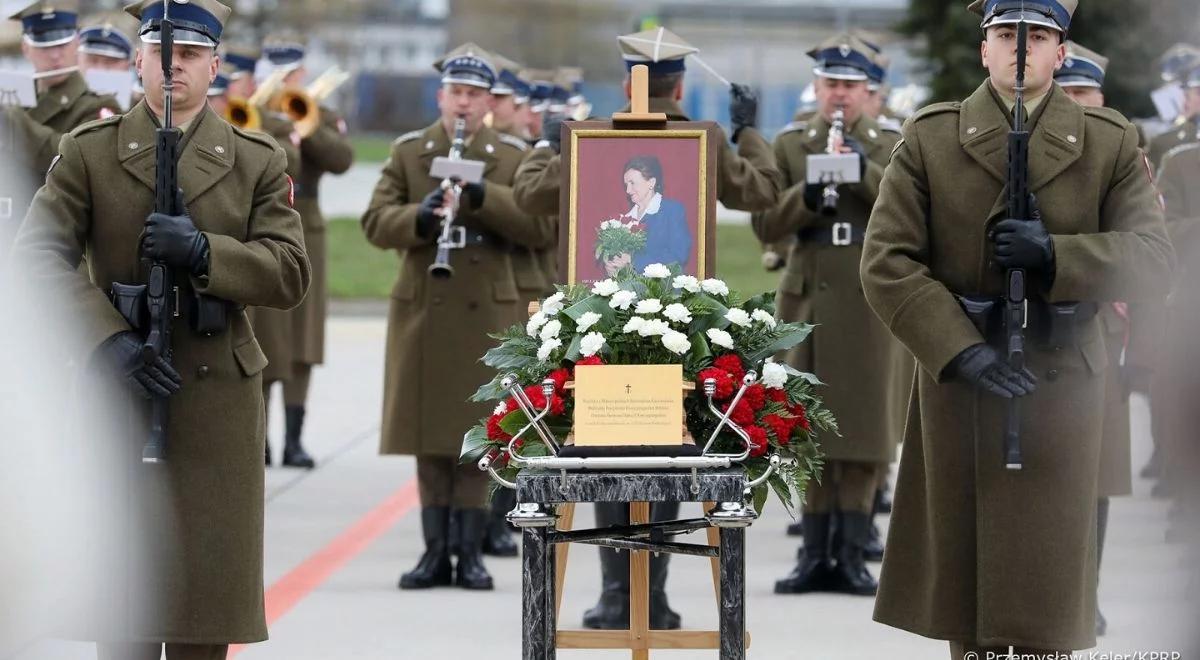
[573,365,683,446]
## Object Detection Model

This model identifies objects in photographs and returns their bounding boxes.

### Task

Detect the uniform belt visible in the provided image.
[798,222,865,247]
[439,225,505,249]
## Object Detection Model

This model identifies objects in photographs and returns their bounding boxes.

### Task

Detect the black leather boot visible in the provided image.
[649,501,681,630]
[830,512,878,596]
[453,508,494,590]
[864,522,885,562]
[282,405,316,469]
[875,486,892,514]
[483,489,519,557]
[399,507,452,589]
[785,517,804,536]
[265,441,271,467]
[775,513,835,593]
[583,502,630,629]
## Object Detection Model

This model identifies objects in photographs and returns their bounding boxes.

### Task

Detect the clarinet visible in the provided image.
[428,117,467,279]
[820,107,846,216]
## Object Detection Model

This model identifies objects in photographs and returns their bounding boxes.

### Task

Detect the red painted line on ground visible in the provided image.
[229,478,420,657]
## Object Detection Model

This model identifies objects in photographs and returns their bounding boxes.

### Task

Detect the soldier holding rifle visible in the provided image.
[859,1,1172,657]
[14,0,309,656]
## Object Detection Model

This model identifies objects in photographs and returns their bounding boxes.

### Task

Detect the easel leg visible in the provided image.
[719,527,746,660]
[553,502,575,618]
[704,502,721,602]
[629,502,650,660]
[523,524,554,660]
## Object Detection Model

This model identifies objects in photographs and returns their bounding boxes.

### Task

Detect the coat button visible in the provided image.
[1047,369,1059,382]
[967,126,978,135]
[468,301,479,311]
[432,296,443,305]
[819,281,829,291]
[197,365,210,379]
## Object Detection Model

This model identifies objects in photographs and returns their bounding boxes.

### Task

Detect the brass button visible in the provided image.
[1047,369,1059,381]
[197,364,210,379]
[128,142,139,150]
[967,127,978,135]
[214,145,226,154]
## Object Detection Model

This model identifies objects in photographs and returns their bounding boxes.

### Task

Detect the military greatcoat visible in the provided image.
[860,82,1173,650]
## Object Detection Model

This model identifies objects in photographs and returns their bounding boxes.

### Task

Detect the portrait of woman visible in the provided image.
[603,155,693,276]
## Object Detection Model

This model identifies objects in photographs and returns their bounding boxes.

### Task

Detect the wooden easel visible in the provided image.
[546,65,749,658]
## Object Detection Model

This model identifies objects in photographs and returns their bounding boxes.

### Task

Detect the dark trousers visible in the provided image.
[416,455,489,509]
[803,460,883,514]
[97,643,228,660]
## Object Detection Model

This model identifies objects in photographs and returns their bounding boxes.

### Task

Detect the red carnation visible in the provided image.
[767,388,788,404]
[741,383,767,411]
[698,367,736,400]
[746,425,769,457]
[547,368,570,393]
[487,415,512,441]
[788,402,811,432]
[713,354,746,382]
[524,384,566,416]
[575,356,604,367]
[720,399,756,427]
[763,413,794,445]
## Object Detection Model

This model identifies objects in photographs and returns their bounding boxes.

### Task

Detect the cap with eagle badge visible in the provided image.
[1055,41,1108,88]
[9,0,80,48]
[807,34,876,82]
[1157,44,1200,84]
[525,72,554,113]
[79,10,138,60]
[489,51,529,103]
[967,0,1077,33]
[222,43,260,79]
[617,27,697,76]
[433,42,497,90]
[208,69,229,97]
[124,0,232,48]
[263,31,305,73]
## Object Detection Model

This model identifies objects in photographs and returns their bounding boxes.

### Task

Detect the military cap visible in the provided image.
[525,72,554,112]
[263,31,305,72]
[124,0,231,48]
[867,53,891,91]
[1056,41,1107,88]
[432,42,496,90]
[1157,44,1200,83]
[617,26,697,75]
[222,43,260,79]
[209,69,229,97]
[807,34,877,81]
[549,84,570,113]
[968,0,1077,33]
[9,0,79,48]
[488,51,522,95]
[1185,66,1200,89]
[79,10,138,59]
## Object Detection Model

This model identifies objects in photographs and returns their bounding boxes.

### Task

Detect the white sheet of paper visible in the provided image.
[806,153,862,185]
[85,69,133,110]
[430,156,485,184]
[0,71,38,108]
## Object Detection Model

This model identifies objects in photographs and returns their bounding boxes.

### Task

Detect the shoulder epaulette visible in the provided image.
[69,113,122,137]
[1082,105,1130,131]
[498,132,530,152]
[911,101,961,122]
[778,121,808,135]
[879,118,902,133]
[231,123,280,151]
[393,130,423,146]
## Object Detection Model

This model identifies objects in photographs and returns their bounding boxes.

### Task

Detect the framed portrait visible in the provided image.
[559,121,719,284]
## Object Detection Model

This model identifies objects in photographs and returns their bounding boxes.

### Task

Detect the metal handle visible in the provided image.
[701,370,757,459]
[746,454,782,489]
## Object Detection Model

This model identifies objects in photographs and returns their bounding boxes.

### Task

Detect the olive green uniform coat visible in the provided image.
[512,97,784,231]
[1147,117,1199,171]
[860,82,1173,650]
[362,122,556,457]
[14,101,310,643]
[752,113,906,463]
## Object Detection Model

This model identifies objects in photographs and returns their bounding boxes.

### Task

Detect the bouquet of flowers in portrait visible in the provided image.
[593,216,646,263]
[459,264,834,515]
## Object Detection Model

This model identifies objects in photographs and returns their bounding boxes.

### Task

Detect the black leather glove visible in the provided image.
[945,343,1037,399]
[541,112,564,154]
[460,180,485,210]
[729,83,758,142]
[416,186,446,239]
[97,331,182,399]
[843,137,868,179]
[142,212,209,276]
[991,199,1055,276]
[802,183,825,213]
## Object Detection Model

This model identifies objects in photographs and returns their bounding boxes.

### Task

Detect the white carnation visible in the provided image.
[663,303,693,324]
[752,308,778,329]
[576,311,602,333]
[635,298,663,315]
[526,311,548,338]
[537,337,563,362]
[706,328,734,350]
[725,308,752,328]
[637,319,670,337]
[600,219,617,229]
[762,360,788,389]
[591,279,620,297]
[701,278,730,297]
[673,275,701,293]
[580,332,606,357]
[493,402,508,416]
[642,263,672,279]
[542,292,566,315]
[623,316,647,333]
[539,319,562,342]
[609,289,638,311]
[661,330,691,355]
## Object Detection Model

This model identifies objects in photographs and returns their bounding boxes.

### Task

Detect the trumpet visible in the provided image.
[821,107,846,215]
[276,66,351,139]
[225,68,288,132]
[429,117,468,279]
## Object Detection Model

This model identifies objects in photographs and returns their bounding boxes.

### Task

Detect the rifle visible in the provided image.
[141,2,183,463]
[1002,21,1031,471]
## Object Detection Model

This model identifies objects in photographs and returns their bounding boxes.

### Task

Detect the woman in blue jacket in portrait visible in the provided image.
[606,155,692,274]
